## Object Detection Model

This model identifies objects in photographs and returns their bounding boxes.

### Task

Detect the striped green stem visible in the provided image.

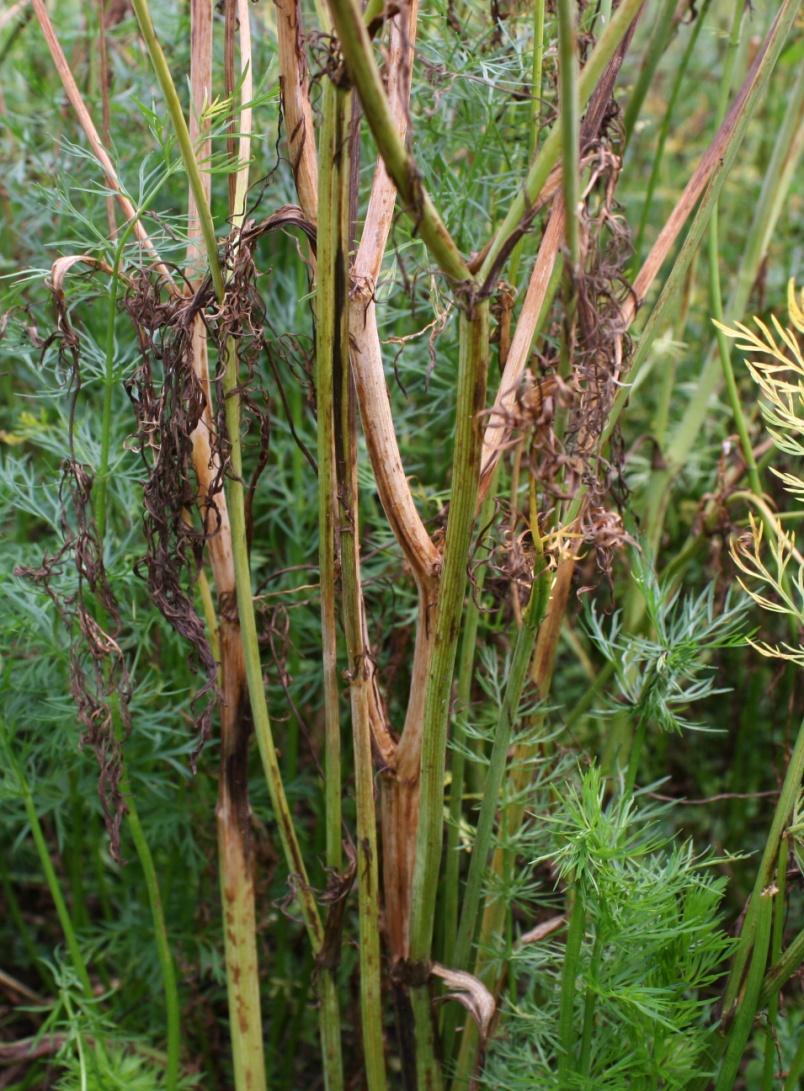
[722,718,804,1018]
[759,926,804,1008]
[317,78,344,881]
[335,162,388,1089]
[708,4,761,497]
[441,486,498,972]
[409,304,490,961]
[407,303,489,1083]
[530,0,545,154]
[761,839,788,1090]
[19,764,93,998]
[119,758,181,1089]
[556,887,586,1084]
[557,0,579,271]
[715,886,775,1091]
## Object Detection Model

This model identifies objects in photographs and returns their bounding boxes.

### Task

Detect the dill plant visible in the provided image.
[1,2,802,1089]
[482,768,733,1090]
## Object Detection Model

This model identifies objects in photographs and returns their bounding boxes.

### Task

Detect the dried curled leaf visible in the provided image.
[431,963,496,1043]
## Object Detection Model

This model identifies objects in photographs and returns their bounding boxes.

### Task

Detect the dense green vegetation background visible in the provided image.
[0,0,801,1088]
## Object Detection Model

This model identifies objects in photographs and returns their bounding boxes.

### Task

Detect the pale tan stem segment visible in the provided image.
[275,0,319,223]
[348,287,440,587]
[31,0,177,292]
[348,0,437,592]
[343,0,440,960]
[348,0,437,590]
[381,587,435,958]
[232,0,253,224]
[478,200,565,498]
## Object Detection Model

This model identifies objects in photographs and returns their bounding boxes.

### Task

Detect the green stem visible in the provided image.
[578,927,604,1077]
[707,5,761,498]
[621,0,677,147]
[67,771,89,930]
[458,574,550,967]
[730,63,804,322]
[330,78,386,1090]
[21,776,92,998]
[557,0,579,271]
[480,0,644,283]
[783,1035,804,1091]
[530,0,545,155]
[623,711,648,797]
[120,759,181,1090]
[337,326,387,1091]
[759,927,804,1008]
[565,659,614,730]
[633,0,711,265]
[760,839,788,1091]
[557,888,585,1084]
[325,0,470,284]
[407,303,489,1082]
[715,885,774,1091]
[409,304,490,963]
[130,0,222,299]
[722,718,804,1017]
[317,78,343,880]
[442,486,497,972]
[411,991,443,1091]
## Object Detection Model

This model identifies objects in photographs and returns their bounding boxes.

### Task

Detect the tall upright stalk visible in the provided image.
[118,754,181,1089]
[721,718,804,1018]
[633,0,712,264]
[316,78,344,885]
[14,755,93,999]
[195,3,268,1088]
[441,488,497,970]
[707,4,761,496]
[621,0,677,147]
[408,303,489,1083]
[556,887,586,1084]
[556,0,579,271]
[313,74,350,1091]
[530,0,545,153]
[128,1,343,1084]
[332,91,387,1086]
